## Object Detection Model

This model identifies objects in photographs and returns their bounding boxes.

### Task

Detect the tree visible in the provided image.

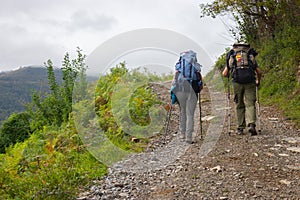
[0,112,31,153]
[28,48,88,130]
[199,0,300,44]
[201,0,300,125]
[61,48,88,116]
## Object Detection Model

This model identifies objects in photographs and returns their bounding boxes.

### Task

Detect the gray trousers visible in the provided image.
[176,90,198,140]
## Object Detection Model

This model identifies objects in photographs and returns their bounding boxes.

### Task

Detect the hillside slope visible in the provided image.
[0,67,98,125]
[0,67,63,124]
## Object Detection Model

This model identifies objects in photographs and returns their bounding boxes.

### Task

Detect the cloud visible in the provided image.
[0,20,65,70]
[68,10,118,32]
[0,37,64,70]
[0,0,233,72]
[0,2,117,70]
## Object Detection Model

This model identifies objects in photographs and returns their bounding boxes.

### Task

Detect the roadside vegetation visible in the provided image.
[201,0,300,126]
[0,48,170,199]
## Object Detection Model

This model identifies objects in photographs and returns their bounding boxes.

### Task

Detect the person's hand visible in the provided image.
[222,67,230,77]
[171,79,176,86]
[256,79,260,87]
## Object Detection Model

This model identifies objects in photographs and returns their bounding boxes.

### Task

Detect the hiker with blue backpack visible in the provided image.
[222,43,262,136]
[171,50,203,144]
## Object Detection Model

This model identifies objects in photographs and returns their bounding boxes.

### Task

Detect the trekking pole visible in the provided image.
[227,76,231,135]
[256,85,261,134]
[165,102,173,135]
[199,92,203,140]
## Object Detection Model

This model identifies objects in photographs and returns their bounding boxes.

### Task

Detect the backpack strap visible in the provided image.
[182,59,185,77]
[226,49,235,68]
[189,61,192,78]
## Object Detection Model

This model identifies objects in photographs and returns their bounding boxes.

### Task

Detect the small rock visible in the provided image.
[286,165,300,170]
[278,153,289,157]
[210,165,222,173]
[282,137,300,144]
[202,115,216,122]
[76,196,87,200]
[266,152,275,157]
[220,197,228,200]
[119,192,129,197]
[268,117,279,122]
[131,137,140,142]
[175,165,184,173]
[274,144,283,147]
[254,181,263,188]
[287,147,300,153]
[150,186,157,191]
[280,179,292,186]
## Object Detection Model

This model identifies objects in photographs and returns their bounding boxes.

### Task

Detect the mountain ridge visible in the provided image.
[0,66,97,125]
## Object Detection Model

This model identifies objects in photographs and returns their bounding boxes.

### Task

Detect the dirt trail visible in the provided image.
[78,76,300,200]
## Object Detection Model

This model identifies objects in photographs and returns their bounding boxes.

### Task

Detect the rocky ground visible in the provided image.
[78,77,300,200]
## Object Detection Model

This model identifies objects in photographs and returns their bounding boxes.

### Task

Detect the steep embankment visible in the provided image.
[78,74,299,200]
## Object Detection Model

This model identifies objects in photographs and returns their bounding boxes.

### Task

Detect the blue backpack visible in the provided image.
[174,50,202,93]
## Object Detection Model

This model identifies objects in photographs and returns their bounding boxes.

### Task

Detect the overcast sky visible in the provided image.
[0,0,235,73]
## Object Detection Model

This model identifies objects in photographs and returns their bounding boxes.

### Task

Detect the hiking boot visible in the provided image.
[186,139,194,144]
[186,135,193,144]
[180,133,185,139]
[248,124,257,136]
[237,128,244,135]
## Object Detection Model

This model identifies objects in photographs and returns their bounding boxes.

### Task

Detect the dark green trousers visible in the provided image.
[233,82,256,129]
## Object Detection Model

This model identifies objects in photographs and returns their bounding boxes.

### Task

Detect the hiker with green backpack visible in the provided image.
[171,50,203,144]
[222,43,262,135]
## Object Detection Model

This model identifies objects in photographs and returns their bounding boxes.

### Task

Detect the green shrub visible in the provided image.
[0,112,31,153]
[0,125,107,200]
